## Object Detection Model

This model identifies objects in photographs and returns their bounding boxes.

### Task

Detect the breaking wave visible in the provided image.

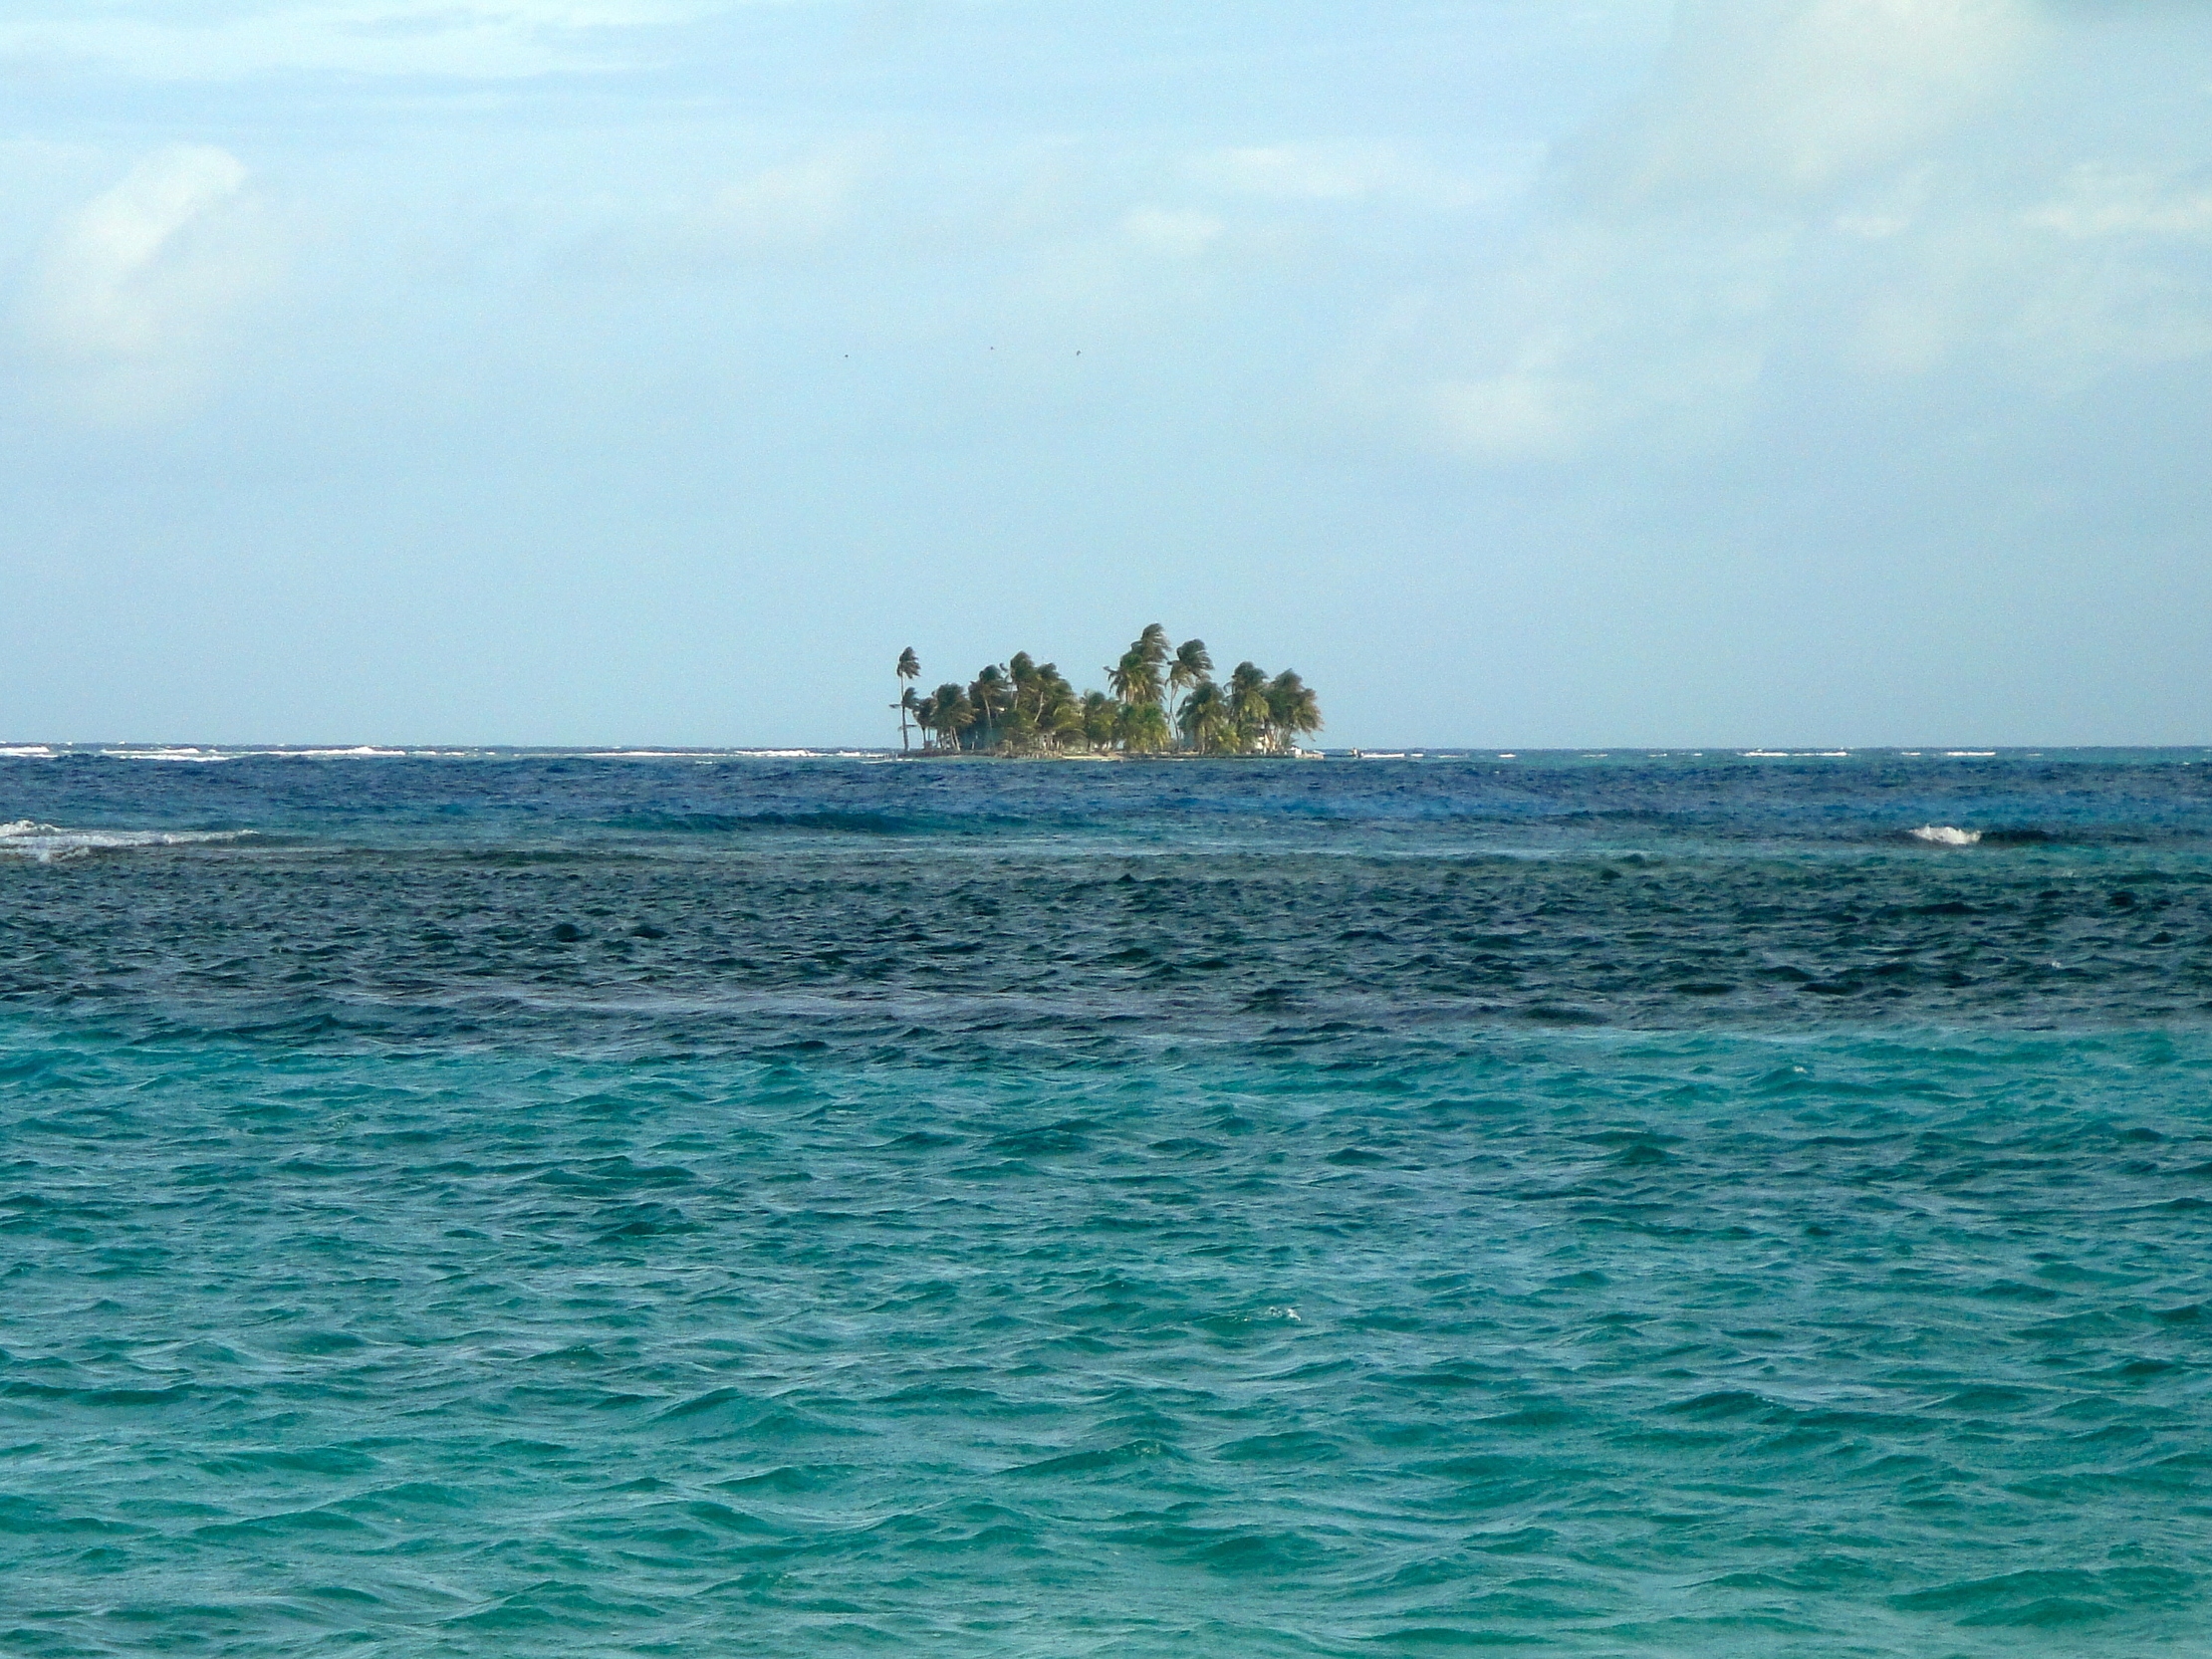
[0,820,252,863]
[1909,825,1983,846]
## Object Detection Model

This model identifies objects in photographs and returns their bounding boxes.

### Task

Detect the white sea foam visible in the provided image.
[266,747,405,759]
[0,745,56,759]
[1945,751,1997,758]
[102,747,232,763]
[0,820,253,862]
[1909,826,1983,846]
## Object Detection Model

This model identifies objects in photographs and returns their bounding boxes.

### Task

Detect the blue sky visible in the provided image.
[3,1,2208,746]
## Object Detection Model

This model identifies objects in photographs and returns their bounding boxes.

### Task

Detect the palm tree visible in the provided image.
[895,648,920,751]
[931,683,974,751]
[1106,648,1138,706]
[969,665,1013,747]
[1046,695,1086,749]
[1108,635,1165,710]
[1267,670,1323,751]
[1176,679,1230,753]
[1033,663,1077,750]
[900,627,1317,758]
[1227,661,1273,751]
[1168,637,1211,744]
[1009,651,1040,721]
[1117,701,1170,753]
[1081,690,1119,751]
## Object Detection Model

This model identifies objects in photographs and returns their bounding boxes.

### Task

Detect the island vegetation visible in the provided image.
[894,625,1322,756]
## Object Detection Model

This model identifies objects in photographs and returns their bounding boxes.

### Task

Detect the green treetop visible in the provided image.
[897,622,1322,758]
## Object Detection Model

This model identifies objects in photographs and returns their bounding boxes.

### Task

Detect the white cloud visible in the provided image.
[1580,0,2040,207]
[22,144,278,421]
[699,146,871,250]
[1412,0,2212,462]
[1186,141,1515,211]
[0,1,722,82]
[2025,165,2212,241]
[568,141,878,277]
[1424,216,1785,461]
[1432,369,1595,465]
[1120,206,1225,259]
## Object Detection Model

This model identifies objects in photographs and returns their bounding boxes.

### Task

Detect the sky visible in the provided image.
[3,0,2209,747]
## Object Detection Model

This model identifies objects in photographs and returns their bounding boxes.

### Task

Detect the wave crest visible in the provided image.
[1909,825,1983,846]
[0,821,253,863]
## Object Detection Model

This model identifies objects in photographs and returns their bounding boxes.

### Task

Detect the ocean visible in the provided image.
[2,747,2209,1656]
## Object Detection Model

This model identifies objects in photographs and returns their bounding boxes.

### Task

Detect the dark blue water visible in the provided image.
[4,750,2210,1655]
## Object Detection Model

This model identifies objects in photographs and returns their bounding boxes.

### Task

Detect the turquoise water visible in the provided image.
[3,752,2210,1654]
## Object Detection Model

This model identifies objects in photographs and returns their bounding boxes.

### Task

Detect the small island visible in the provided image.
[894,624,1323,756]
